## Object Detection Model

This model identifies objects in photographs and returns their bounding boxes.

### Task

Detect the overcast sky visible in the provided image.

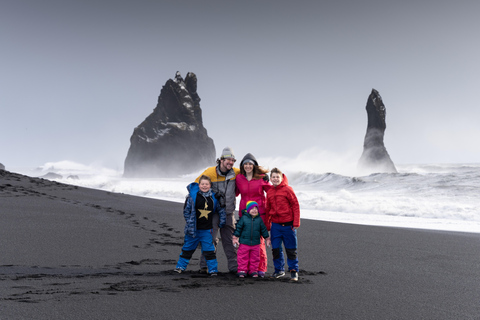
[2,0,479,172]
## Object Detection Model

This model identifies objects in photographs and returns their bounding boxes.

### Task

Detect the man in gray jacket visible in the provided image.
[195,147,240,273]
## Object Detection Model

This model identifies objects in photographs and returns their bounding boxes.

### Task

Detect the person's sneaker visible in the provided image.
[251,272,258,278]
[290,271,298,281]
[272,271,285,278]
[210,272,218,277]
[174,268,183,273]
[258,271,265,278]
[238,272,246,278]
[198,267,208,274]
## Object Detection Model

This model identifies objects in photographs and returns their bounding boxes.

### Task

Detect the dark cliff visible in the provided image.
[123,72,216,177]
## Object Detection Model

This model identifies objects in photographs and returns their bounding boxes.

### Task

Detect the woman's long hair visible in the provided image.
[240,163,269,180]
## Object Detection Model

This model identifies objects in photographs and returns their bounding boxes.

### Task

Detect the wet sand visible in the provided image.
[1,170,479,319]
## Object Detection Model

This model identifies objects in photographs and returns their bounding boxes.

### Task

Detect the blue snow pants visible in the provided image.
[270,222,299,273]
[176,229,218,273]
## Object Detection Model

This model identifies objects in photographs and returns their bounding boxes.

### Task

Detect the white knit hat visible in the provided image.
[220,146,235,159]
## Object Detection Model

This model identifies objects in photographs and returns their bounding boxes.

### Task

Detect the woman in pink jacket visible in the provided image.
[235,153,271,277]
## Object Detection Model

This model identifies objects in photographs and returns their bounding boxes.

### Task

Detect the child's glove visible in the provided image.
[232,236,239,247]
[266,238,271,247]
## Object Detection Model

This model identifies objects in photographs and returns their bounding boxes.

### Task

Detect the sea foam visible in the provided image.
[14,161,480,234]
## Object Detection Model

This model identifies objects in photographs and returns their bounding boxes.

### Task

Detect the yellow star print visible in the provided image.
[198,202,212,220]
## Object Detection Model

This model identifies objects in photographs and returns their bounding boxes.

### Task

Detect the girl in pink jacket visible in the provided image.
[235,153,271,277]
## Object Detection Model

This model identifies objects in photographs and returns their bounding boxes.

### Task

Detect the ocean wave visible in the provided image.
[288,171,365,188]
[295,188,479,222]
[12,160,480,232]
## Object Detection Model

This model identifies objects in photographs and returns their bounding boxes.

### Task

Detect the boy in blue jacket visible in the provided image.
[233,201,271,278]
[175,175,226,276]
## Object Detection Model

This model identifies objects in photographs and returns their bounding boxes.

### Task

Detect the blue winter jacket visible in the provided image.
[183,182,226,237]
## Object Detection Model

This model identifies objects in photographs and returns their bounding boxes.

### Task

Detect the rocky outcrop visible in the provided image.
[0,163,5,171]
[124,72,216,177]
[358,89,397,174]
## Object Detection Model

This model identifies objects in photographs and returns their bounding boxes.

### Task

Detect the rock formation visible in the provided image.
[358,89,397,174]
[124,72,216,177]
[0,163,5,171]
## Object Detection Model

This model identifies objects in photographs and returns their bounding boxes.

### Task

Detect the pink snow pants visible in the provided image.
[237,243,260,275]
[258,236,268,272]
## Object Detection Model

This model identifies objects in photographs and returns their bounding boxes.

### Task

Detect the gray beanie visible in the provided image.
[220,147,235,159]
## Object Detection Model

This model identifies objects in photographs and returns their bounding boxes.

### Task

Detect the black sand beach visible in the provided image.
[1,170,479,319]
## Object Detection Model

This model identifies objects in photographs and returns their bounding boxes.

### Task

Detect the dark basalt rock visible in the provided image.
[123,72,216,177]
[358,89,397,174]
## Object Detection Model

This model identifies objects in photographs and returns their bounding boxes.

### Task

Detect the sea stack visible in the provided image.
[358,89,397,174]
[123,72,216,177]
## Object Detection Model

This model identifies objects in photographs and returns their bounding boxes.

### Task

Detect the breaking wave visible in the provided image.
[14,161,480,233]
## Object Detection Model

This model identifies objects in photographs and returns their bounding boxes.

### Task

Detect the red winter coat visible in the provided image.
[235,174,271,222]
[265,174,300,230]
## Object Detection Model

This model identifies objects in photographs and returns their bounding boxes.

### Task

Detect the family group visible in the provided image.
[174,147,301,282]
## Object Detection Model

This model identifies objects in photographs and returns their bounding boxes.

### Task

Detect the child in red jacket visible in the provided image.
[265,168,300,281]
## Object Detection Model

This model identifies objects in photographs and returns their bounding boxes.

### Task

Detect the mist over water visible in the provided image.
[13,152,480,234]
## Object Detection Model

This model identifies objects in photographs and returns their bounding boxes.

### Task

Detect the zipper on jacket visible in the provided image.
[274,187,278,218]
[250,215,254,246]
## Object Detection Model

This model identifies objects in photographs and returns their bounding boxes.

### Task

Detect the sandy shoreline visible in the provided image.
[1,170,479,319]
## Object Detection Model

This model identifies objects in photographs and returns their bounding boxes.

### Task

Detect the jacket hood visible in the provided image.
[186,182,199,194]
[274,173,289,188]
[240,153,258,167]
